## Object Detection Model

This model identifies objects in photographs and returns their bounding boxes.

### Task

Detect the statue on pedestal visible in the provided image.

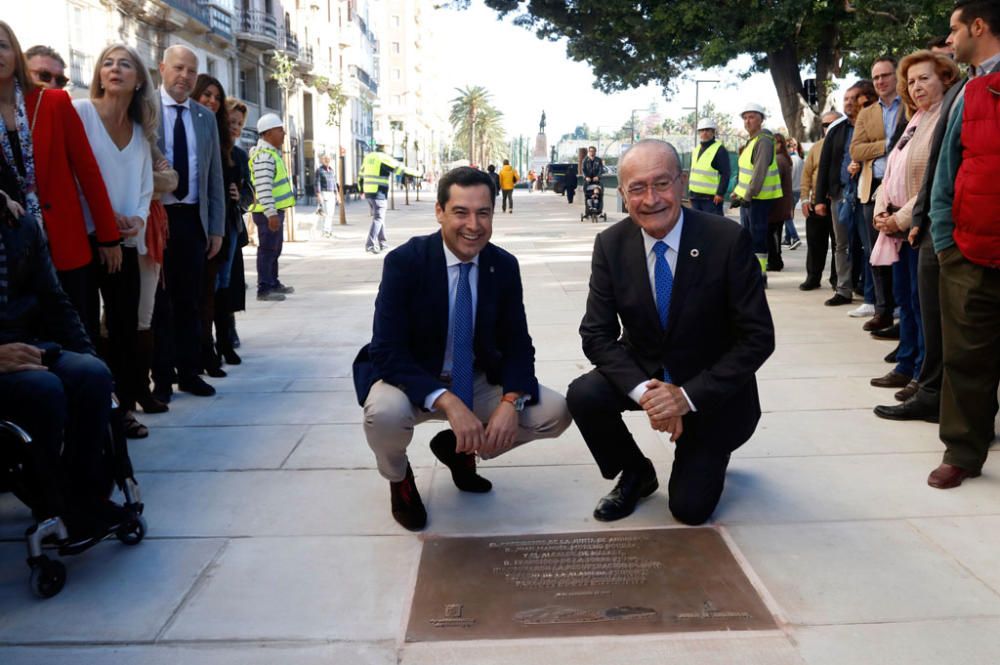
[539,110,546,135]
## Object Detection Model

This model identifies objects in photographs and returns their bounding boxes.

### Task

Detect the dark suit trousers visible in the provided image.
[913,238,942,407]
[567,369,731,525]
[804,211,835,286]
[938,246,1000,471]
[97,247,140,410]
[860,201,894,315]
[153,204,206,382]
[56,234,101,345]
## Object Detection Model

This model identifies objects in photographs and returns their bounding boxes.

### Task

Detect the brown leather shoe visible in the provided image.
[927,463,981,489]
[863,314,894,331]
[894,380,919,402]
[871,370,912,388]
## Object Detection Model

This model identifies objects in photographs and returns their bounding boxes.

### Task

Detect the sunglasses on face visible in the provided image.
[32,69,69,88]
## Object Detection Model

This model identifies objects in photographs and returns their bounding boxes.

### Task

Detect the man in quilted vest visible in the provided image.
[926,0,1000,490]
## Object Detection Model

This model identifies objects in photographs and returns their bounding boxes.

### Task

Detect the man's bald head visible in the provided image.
[619,140,681,186]
[159,45,199,103]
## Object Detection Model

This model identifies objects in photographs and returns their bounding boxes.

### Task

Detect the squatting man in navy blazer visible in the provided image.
[353,167,571,531]
[567,140,775,526]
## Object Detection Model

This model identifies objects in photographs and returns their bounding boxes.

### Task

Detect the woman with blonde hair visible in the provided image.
[870,50,960,405]
[73,42,156,438]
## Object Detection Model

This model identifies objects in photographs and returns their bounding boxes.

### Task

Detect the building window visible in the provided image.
[392,68,400,80]
[206,58,217,77]
[392,14,400,27]
[240,68,259,104]
[392,41,400,54]
[264,78,282,110]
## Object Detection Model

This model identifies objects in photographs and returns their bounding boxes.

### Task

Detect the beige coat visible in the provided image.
[800,138,824,204]
[851,102,905,204]
[873,103,942,231]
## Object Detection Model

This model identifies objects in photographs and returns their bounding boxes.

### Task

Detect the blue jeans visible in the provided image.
[893,242,923,377]
[839,195,870,302]
[253,210,284,294]
[365,194,388,251]
[783,193,801,242]
[0,350,112,516]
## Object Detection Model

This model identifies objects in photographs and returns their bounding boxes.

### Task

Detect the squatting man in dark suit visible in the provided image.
[353,167,571,531]
[567,140,775,526]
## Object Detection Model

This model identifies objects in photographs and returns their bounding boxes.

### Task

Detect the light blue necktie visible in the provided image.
[653,241,673,383]
[451,263,474,409]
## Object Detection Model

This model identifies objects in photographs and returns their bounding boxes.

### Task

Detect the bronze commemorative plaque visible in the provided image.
[406,527,776,642]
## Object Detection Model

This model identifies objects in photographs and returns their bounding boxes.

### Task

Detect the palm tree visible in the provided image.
[450,85,493,164]
[473,105,508,166]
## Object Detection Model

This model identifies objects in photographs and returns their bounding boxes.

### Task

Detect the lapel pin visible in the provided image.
[690,249,700,258]
[490,266,495,273]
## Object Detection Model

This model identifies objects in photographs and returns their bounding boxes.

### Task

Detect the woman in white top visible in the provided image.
[74,43,156,439]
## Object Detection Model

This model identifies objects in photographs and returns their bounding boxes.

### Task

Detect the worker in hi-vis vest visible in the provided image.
[360,144,402,254]
[687,117,731,216]
[249,113,296,301]
[731,102,781,283]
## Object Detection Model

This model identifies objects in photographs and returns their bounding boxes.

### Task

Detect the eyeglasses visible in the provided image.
[624,172,682,197]
[31,69,69,89]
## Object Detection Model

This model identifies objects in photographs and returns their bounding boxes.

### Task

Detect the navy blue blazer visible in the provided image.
[353,231,539,408]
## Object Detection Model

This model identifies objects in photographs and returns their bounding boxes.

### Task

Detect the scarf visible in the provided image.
[0,80,43,225]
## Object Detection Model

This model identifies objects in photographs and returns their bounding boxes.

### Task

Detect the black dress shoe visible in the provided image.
[177,376,216,396]
[871,370,912,388]
[884,346,899,364]
[593,460,658,522]
[152,383,173,404]
[799,280,820,291]
[871,323,900,340]
[390,464,427,531]
[429,430,492,493]
[874,398,939,423]
[825,293,853,306]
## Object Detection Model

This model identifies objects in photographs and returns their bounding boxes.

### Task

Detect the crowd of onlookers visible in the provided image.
[0,22,288,445]
[795,0,1000,489]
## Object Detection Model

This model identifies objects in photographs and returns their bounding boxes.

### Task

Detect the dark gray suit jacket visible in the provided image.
[156,94,225,238]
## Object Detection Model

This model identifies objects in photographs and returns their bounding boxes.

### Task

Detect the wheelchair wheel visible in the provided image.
[116,514,146,546]
[29,556,66,599]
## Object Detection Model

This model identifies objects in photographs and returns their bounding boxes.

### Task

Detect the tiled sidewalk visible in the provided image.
[1,191,998,664]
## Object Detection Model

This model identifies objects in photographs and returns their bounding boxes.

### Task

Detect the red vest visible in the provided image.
[953,72,1000,268]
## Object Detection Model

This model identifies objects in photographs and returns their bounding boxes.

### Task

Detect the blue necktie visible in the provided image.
[653,241,673,383]
[172,105,189,201]
[451,263,474,409]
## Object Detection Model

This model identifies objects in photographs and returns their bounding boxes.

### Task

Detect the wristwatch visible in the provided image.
[501,393,528,411]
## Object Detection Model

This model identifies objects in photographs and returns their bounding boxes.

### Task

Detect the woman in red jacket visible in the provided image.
[0,21,122,340]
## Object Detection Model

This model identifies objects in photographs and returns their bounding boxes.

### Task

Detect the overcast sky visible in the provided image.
[433,1,851,141]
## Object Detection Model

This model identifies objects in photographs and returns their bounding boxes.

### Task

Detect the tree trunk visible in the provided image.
[766,44,807,143]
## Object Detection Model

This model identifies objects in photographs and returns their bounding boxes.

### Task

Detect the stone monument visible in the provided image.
[531,109,549,176]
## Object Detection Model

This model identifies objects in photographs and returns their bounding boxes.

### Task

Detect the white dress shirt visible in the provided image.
[628,210,697,411]
[424,241,479,410]
[159,86,199,206]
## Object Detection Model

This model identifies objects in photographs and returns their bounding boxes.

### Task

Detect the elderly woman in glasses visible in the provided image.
[869,50,960,401]
[73,43,157,438]
[0,21,122,339]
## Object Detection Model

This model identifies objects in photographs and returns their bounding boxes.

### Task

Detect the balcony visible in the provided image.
[283,31,300,58]
[351,65,378,96]
[235,9,279,49]
[204,2,234,42]
[300,45,314,70]
[164,0,211,27]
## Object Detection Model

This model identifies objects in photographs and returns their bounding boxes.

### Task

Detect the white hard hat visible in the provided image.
[257,113,284,133]
[740,103,766,118]
[696,117,717,131]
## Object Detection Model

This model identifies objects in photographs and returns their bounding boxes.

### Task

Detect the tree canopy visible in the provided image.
[470,0,953,140]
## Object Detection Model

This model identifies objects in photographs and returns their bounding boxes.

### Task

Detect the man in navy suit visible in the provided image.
[353,167,571,530]
[152,45,225,400]
[567,140,774,526]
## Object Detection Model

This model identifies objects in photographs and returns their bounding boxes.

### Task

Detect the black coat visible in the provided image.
[580,209,774,451]
[0,213,93,353]
[815,119,853,203]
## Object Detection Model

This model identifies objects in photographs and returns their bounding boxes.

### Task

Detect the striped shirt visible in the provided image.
[250,139,279,217]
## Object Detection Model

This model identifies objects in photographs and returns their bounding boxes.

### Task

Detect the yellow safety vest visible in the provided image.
[689,140,723,196]
[732,134,781,200]
[361,151,401,194]
[248,145,296,212]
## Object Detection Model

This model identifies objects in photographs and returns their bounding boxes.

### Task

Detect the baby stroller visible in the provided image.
[1,397,146,598]
[581,182,607,223]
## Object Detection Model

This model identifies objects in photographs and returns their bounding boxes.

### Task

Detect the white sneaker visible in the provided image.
[848,303,876,318]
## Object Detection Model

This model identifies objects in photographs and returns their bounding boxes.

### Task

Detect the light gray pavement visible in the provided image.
[2,189,999,664]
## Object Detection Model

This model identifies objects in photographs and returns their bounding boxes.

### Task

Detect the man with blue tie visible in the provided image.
[567,140,775,526]
[152,45,225,400]
[353,167,571,531]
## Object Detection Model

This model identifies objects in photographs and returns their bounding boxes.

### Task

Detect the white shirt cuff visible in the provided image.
[628,380,698,412]
[424,388,447,412]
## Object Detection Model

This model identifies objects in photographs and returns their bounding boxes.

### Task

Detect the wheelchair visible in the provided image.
[0,398,146,598]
